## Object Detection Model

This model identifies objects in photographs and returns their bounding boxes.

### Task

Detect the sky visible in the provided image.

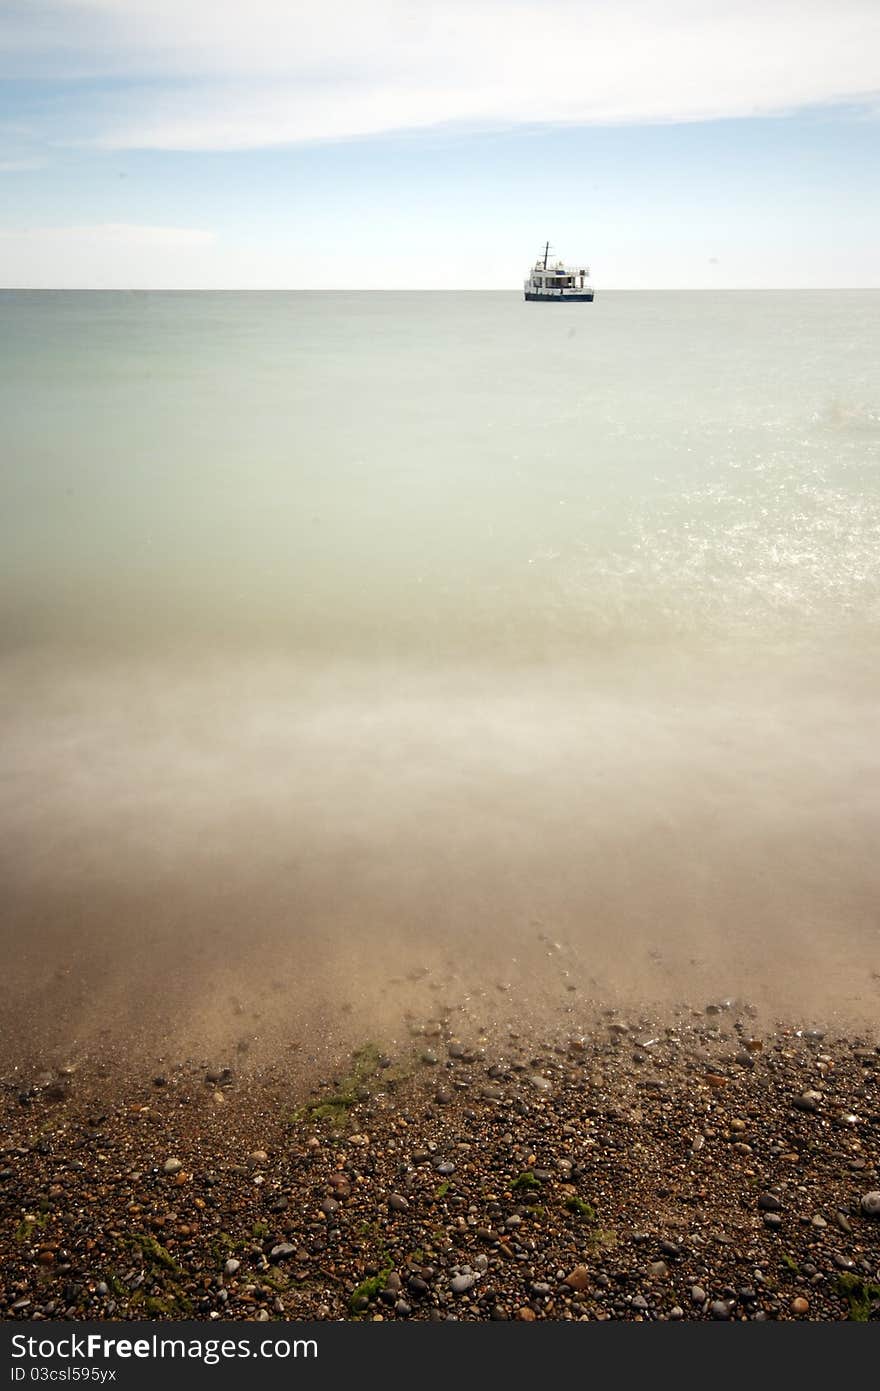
[0,0,878,289]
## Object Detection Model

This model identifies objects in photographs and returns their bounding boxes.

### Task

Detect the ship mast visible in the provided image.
[542,241,550,270]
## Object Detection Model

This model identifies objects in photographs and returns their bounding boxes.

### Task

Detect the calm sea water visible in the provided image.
[2,290,878,655]
[2,291,879,1061]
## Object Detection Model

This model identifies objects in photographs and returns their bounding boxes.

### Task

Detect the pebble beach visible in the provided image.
[3,1002,878,1323]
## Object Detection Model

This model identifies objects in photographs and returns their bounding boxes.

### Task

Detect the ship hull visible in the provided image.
[524,291,594,302]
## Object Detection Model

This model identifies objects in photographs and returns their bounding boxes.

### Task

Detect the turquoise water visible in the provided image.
[1,291,879,1062]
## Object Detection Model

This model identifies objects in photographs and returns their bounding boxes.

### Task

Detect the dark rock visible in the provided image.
[757,1192,784,1212]
[793,1091,822,1112]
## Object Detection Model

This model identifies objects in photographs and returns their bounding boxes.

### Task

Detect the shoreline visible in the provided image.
[2,1004,878,1323]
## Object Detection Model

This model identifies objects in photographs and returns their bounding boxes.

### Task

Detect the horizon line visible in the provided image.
[3,285,880,294]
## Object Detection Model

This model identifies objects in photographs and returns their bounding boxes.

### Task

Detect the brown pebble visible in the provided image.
[517,1306,536,1320]
[790,1297,809,1315]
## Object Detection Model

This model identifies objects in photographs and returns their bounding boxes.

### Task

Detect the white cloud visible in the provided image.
[0,160,45,173]
[0,223,217,287]
[9,1,880,149]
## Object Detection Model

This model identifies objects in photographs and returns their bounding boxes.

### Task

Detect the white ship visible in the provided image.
[524,242,594,302]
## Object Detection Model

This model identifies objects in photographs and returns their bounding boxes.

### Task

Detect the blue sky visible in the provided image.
[1,1,878,288]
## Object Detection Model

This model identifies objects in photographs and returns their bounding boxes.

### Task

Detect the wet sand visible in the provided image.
[2,650,879,1321]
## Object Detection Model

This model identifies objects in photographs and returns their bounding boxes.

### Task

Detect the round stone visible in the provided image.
[450,1274,475,1295]
[793,1090,822,1112]
[860,1191,880,1218]
[162,1158,183,1174]
[757,1192,783,1212]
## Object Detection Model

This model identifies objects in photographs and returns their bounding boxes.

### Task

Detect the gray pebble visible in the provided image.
[450,1274,476,1294]
[860,1191,880,1218]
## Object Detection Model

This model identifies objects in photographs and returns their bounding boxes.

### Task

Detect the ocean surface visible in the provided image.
[1,290,879,1067]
